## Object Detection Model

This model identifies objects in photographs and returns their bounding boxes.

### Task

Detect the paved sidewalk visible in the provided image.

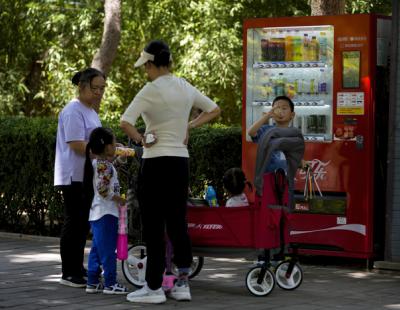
[1,233,400,310]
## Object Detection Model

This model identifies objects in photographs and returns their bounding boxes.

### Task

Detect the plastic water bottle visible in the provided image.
[319,32,328,62]
[205,185,218,207]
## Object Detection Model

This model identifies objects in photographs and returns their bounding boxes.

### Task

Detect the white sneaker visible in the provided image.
[126,284,166,304]
[168,282,191,301]
[103,283,128,295]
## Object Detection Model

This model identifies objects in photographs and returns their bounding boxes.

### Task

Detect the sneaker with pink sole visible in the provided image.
[168,282,191,301]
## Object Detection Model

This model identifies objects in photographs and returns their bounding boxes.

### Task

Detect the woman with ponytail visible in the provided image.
[121,40,220,304]
[54,68,106,287]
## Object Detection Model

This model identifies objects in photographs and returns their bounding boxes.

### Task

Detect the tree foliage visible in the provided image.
[346,0,392,14]
[0,0,392,124]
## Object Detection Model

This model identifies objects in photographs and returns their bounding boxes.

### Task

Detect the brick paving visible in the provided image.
[1,233,400,310]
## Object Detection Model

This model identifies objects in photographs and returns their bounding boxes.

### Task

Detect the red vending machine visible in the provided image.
[242,14,391,259]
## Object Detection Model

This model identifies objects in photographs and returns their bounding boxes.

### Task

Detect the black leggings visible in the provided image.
[138,156,193,290]
[58,182,91,277]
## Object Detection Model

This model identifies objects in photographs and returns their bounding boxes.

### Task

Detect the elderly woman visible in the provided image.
[54,68,106,288]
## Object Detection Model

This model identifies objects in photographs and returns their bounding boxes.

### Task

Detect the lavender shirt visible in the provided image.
[54,99,101,186]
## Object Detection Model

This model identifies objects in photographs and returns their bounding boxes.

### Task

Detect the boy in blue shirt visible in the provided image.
[248,96,300,262]
[248,95,295,172]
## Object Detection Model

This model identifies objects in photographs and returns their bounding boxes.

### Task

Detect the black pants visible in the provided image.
[138,156,193,290]
[58,182,91,277]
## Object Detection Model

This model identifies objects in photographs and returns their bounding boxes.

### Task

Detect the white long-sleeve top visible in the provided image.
[89,159,120,222]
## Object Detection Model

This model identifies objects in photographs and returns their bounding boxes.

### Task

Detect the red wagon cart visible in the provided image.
[187,171,303,296]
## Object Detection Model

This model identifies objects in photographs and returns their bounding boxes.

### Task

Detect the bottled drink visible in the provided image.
[266,79,274,100]
[269,37,281,61]
[307,115,317,133]
[287,83,295,99]
[310,36,320,61]
[310,79,316,94]
[303,33,310,61]
[292,31,303,61]
[319,32,328,62]
[318,81,327,93]
[115,147,135,157]
[317,115,327,133]
[294,79,299,94]
[273,73,286,96]
[285,35,293,61]
[261,39,269,61]
[300,78,308,94]
[205,185,218,207]
[276,31,285,61]
[318,69,328,93]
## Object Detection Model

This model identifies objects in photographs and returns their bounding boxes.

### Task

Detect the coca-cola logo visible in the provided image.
[298,159,331,181]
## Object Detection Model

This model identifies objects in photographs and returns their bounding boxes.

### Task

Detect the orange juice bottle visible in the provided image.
[285,35,293,61]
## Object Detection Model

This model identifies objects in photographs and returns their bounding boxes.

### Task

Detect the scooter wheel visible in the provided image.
[121,243,147,287]
[121,243,204,286]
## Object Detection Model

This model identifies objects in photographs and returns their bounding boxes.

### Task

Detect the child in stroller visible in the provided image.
[223,167,251,207]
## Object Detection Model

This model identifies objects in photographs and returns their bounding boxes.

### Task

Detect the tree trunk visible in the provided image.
[310,0,346,16]
[24,50,49,116]
[91,0,121,76]
[90,0,121,112]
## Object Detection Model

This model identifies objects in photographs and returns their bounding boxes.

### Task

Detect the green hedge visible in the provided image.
[0,116,241,236]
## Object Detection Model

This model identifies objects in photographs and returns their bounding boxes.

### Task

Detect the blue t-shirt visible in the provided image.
[251,125,287,173]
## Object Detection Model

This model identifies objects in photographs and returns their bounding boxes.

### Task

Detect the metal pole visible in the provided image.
[384,0,399,261]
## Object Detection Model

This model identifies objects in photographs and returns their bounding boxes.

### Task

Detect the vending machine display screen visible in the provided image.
[342,51,361,89]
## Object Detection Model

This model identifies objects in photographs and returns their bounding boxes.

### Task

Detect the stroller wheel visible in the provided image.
[245,266,275,296]
[275,261,303,290]
[121,243,147,287]
[172,256,204,279]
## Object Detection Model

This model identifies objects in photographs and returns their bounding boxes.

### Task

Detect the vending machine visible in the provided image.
[242,14,391,259]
